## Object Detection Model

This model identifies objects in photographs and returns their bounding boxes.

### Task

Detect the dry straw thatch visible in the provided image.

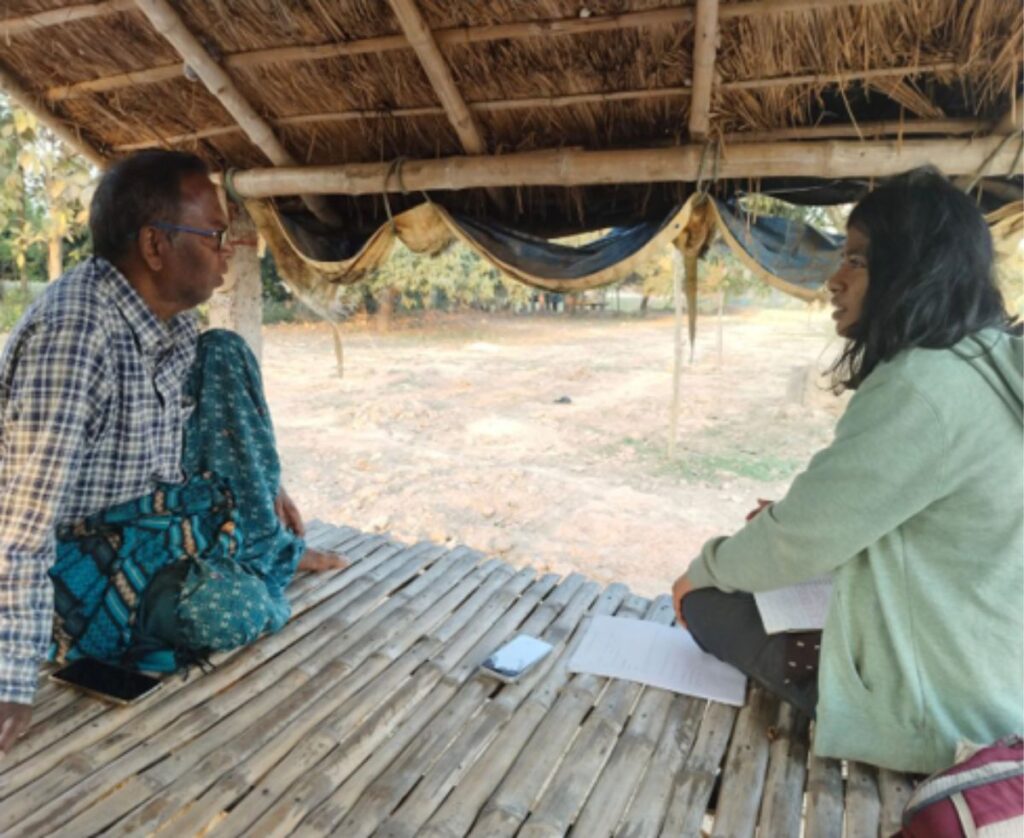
[2,0,1021,233]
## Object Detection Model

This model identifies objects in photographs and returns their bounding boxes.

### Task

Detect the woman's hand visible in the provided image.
[671,573,696,628]
[275,486,305,536]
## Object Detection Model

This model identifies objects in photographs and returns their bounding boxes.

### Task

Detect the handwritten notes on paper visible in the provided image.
[754,576,834,634]
[567,615,747,706]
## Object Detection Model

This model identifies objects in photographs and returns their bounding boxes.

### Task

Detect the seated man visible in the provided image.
[0,150,344,752]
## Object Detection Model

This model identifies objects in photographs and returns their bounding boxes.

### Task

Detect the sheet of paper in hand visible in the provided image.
[567,615,747,706]
[754,576,834,634]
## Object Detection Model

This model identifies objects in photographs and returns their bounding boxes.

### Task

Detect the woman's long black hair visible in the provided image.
[830,166,1015,391]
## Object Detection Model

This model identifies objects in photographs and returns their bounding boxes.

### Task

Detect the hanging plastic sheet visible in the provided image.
[243,192,1023,321]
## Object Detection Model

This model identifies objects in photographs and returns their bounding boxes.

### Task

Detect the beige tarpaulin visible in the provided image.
[246,195,1024,318]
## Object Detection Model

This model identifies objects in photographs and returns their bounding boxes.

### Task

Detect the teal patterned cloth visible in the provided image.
[48,330,304,671]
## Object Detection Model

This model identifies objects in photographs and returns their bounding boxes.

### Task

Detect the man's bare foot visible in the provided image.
[298,548,350,573]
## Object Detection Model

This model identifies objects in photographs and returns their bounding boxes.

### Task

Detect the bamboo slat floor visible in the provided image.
[1,522,915,837]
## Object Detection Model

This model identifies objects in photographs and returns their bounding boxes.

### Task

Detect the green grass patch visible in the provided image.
[615,435,800,484]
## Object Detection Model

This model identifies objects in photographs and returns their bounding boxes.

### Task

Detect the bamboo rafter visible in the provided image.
[133,0,339,225]
[43,0,896,102]
[387,0,488,156]
[0,0,134,38]
[111,63,979,153]
[0,61,107,168]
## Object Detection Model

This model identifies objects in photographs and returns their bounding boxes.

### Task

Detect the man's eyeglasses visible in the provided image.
[149,221,229,251]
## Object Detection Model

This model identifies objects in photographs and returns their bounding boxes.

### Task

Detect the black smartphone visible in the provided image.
[50,658,163,705]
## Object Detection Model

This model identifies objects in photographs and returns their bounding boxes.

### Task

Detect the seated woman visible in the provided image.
[672,167,1022,774]
[48,330,348,673]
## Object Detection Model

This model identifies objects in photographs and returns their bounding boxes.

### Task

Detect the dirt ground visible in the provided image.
[265,307,850,598]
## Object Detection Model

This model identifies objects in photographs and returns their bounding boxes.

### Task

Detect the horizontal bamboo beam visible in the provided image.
[110,62,974,154]
[0,0,134,37]
[114,86,695,151]
[225,135,1024,198]
[0,61,107,168]
[719,61,960,92]
[722,118,986,143]
[43,0,894,101]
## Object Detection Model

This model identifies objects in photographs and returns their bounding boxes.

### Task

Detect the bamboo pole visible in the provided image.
[659,700,739,834]
[0,62,107,168]
[0,0,134,37]
[113,87,694,152]
[689,0,720,140]
[113,103,984,156]
[668,245,684,460]
[723,117,985,143]
[719,60,960,92]
[42,0,894,101]
[133,0,340,225]
[223,135,1024,197]
[386,0,505,209]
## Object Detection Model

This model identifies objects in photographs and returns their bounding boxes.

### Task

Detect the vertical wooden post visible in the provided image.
[668,243,685,458]
[208,202,263,360]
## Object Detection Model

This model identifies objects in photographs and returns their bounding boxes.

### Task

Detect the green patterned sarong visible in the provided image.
[49,330,305,671]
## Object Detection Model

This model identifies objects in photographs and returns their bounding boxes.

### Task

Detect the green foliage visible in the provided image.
[0,94,96,284]
[364,239,532,312]
[0,283,46,331]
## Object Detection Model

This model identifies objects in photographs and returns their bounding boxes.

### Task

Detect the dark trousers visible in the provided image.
[682,588,819,717]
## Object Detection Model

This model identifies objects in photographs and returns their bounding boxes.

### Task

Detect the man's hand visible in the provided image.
[0,702,31,757]
[671,572,696,629]
[745,498,773,522]
[275,486,305,536]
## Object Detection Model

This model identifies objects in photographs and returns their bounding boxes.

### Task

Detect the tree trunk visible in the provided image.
[47,235,62,281]
[717,288,726,367]
[330,320,345,378]
[377,285,396,332]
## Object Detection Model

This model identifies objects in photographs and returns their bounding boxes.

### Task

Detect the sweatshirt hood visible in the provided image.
[953,328,1024,424]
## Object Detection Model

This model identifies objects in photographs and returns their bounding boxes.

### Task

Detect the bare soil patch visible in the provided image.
[264,308,848,598]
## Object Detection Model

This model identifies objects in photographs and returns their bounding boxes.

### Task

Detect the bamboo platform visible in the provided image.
[0,522,916,837]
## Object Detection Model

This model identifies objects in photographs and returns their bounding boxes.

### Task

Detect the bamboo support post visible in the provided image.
[689,0,720,141]
[668,244,684,459]
[133,0,340,225]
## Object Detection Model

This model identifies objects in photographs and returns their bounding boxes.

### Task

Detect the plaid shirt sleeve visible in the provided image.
[0,318,110,704]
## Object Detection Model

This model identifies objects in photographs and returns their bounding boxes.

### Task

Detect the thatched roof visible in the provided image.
[3,0,1022,236]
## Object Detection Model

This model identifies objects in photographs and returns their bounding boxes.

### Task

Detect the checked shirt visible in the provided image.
[0,257,198,703]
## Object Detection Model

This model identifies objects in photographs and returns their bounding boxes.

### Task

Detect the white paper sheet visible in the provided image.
[567,615,747,706]
[754,576,834,634]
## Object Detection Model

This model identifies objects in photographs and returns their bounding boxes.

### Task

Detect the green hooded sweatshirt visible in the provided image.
[687,328,1024,773]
